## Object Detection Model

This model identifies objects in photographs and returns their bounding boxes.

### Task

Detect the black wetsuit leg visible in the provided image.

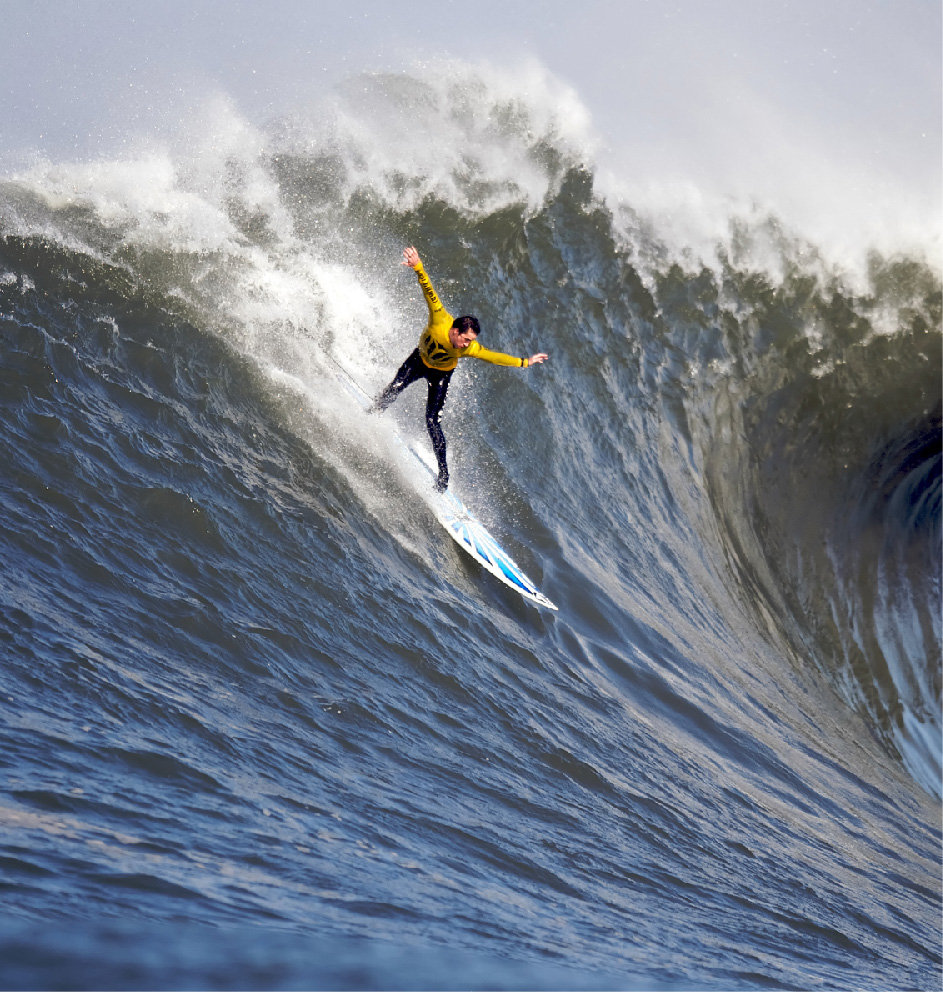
[374,349,426,411]
[375,349,453,491]
[425,368,452,491]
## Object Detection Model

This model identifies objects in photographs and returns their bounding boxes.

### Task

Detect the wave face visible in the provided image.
[0,69,940,990]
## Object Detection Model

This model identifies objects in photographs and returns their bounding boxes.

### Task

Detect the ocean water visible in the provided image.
[0,66,940,990]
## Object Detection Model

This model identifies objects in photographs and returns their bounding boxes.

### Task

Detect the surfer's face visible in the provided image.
[449,326,478,349]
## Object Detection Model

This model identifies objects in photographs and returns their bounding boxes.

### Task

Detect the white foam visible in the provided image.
[597,94,942,292]
[279,58,597,216]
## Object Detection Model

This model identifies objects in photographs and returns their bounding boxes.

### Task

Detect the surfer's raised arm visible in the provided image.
[403,245,447,322]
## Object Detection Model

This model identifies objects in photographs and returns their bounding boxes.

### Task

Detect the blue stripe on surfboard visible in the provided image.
[453,518,543,599]
[436,494,555,608]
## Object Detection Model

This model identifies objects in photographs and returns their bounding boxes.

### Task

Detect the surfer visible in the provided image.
[373,246,548,492]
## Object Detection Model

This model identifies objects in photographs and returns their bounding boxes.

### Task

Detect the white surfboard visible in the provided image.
[336,369,557,612]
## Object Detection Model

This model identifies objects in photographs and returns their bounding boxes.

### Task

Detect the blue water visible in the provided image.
[0,65,940,990]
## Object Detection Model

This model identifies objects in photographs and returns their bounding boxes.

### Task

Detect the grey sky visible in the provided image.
[2,0,940,244]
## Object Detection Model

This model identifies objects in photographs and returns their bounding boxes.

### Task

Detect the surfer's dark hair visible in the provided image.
[452,315,480,336]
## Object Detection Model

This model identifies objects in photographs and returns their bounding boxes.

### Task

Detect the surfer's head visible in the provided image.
[449,315,480,349]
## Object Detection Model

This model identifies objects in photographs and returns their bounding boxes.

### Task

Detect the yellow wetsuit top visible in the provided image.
[414,262,530,372]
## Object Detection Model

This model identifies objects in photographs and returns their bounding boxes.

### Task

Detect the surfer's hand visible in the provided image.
[527,353,549,366]
[402,246,421,269]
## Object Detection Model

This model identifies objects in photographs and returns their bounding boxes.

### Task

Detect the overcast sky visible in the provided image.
[1,0,940,245]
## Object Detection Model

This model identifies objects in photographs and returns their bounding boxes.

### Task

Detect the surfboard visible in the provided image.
[335,369,557,611]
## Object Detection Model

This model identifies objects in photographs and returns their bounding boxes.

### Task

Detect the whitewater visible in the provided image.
[0,61,940,990]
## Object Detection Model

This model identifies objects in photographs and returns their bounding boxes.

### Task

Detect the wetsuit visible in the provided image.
[375,262,531,491]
